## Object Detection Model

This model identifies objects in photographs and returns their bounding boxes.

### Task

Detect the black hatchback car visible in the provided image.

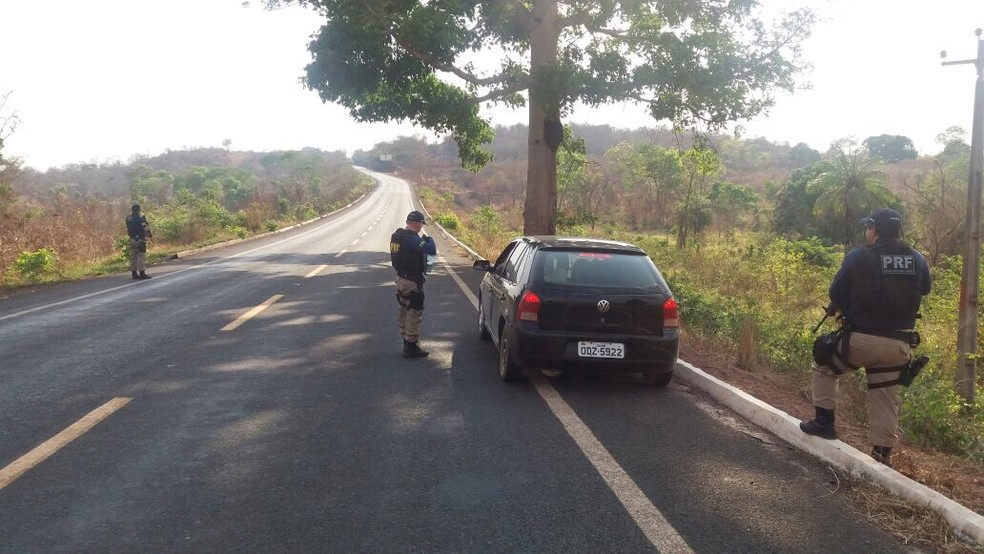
[473,236,680,386]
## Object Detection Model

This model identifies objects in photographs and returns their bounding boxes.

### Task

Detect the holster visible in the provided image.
[898,355,929,387]
[812,329,843,367]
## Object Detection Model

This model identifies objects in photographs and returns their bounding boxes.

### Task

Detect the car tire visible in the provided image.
[477,302,491,341]
[643,367,673,387]
[498,332,523,382]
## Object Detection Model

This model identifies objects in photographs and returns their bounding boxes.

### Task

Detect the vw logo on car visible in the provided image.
[597,300,610,313]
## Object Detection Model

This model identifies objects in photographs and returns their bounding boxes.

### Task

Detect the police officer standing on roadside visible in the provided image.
[390,210,437,358]
[125,204,153,280]
[800,208,931,466]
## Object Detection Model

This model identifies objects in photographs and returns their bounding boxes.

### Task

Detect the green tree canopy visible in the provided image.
[772,165,823,238]
[862,134,918,163]
[936,125,971,157]
[810,139,897,245]
[789,142,821,167]
[268,0,815,234]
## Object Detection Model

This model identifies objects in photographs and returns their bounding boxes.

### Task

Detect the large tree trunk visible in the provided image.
[523,1,560,236]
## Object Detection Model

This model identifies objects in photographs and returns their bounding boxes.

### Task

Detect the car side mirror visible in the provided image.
[473,260,491,272]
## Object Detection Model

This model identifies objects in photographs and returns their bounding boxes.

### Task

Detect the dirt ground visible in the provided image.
[679,335,983,553]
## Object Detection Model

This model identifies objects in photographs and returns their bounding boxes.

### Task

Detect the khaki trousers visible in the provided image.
[129,238,146,272]
[811,332,911,447]
[395,276,424,343]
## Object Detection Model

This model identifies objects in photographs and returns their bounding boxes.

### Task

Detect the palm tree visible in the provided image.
[809,138,897,245]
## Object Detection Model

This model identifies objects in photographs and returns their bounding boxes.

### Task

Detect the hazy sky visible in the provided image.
[1,0,983,171]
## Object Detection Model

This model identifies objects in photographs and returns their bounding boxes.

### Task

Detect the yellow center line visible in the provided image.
[334,249,347,258]
[0,397,133,491]
[305,265,328,278]
[220,294,284,331]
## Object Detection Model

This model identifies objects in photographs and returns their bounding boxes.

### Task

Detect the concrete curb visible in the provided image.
[674,359,984,546]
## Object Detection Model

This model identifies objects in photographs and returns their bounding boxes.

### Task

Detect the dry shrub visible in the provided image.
[1,196,125,282]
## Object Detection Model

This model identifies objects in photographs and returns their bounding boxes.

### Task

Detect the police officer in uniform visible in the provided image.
[125,204,153,280]
[800,208,931,465]
[390,210,437,358]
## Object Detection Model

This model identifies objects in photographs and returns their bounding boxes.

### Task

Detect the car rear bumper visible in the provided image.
[509,325,679,373]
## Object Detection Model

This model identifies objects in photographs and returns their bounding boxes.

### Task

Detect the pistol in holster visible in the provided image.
[898,355,929,387]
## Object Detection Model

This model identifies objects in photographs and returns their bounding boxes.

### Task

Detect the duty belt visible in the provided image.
[851,328,913,342]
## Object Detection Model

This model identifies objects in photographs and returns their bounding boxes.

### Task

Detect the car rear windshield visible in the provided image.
[533,249,667,291]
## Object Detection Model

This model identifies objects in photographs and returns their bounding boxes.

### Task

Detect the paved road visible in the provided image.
[0,172,915,552]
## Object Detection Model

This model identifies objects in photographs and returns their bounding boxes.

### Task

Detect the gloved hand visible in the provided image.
[824,305,838,317]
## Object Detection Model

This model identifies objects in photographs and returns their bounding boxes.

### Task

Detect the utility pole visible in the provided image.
[943,29,984,406]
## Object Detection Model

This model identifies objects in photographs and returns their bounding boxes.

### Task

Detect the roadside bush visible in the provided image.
[228,226,250,238]
[434,213,461,230]
[472,204,501,234]
[901,365,984,460]
[116,235,131,262]
[14,247,59,281]
[771,236,838,268]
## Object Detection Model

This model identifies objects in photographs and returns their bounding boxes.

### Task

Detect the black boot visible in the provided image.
[132,271,140,280]
[871,446,892,466]
[799,407,838,439]
[403,341,429,358]
[139,271,151,279]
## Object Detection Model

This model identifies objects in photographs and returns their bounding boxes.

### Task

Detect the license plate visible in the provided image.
[577,341,624,359]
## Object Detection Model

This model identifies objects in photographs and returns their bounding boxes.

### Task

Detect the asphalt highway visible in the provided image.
[0,172,915,552]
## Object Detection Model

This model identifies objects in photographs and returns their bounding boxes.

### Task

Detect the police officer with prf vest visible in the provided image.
[390,211,437,358]
[800,208,931,466]
[125,204,153,280]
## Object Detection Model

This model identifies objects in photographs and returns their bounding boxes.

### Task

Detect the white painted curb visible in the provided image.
[675,359,984,546]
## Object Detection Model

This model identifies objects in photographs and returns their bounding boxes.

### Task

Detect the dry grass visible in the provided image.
[0,196,125,283]
[851,485,980,553]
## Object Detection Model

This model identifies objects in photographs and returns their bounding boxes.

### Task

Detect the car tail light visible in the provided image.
[517,290,541,322]
[662,298,679,328]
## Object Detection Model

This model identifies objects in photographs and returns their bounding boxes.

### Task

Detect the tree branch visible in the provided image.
[471,79,530,104]
[356,0,523,89]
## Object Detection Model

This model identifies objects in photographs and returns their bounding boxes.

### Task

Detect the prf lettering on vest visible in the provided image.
[881,254,915,275]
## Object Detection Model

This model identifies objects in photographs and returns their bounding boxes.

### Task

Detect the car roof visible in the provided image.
[520,236,646,253]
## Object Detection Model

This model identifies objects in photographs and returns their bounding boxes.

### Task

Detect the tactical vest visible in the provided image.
[126,214,147,239]
[846,240,921,330]
[390,228,425,276]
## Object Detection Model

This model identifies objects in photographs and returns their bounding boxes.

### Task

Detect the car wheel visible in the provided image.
[498,332,523,382]
[643,367,673,387]
[477,302,491,341]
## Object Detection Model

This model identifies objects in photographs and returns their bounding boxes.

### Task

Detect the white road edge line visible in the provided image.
[0,397,133,491]
[448,261,692,553]
[532,377,694,553]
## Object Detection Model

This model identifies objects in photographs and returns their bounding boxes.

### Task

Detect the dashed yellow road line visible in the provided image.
[305,265,328,278]
[220,294,284,331]
[0,397,132,491]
